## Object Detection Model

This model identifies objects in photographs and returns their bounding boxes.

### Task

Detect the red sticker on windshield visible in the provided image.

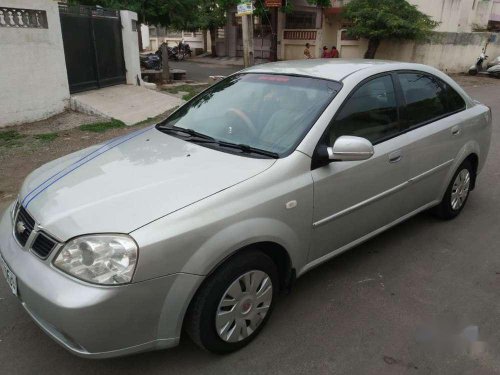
[258,75,289,82]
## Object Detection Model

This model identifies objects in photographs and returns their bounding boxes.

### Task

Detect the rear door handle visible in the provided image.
[451,126,462,136]
[389,150,403,163]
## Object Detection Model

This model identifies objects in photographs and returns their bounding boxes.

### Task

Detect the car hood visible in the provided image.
[19,127,275,241]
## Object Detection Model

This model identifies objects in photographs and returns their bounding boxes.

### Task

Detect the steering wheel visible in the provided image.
[224,108,258,139]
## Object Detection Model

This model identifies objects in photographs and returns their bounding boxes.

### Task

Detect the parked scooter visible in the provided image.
[468,50,500,77]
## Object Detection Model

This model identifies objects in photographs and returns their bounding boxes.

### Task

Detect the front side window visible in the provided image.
[398,73,448,127]
[160,74,341,156]
[327,75,399,145]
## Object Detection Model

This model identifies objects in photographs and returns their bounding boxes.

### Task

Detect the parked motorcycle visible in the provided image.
[468,50,500,77]
[140,42,186,70]
[156,43,185,62]
[176,41,193,60]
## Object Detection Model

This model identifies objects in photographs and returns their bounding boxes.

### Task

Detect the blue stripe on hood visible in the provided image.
[24,126,154,208]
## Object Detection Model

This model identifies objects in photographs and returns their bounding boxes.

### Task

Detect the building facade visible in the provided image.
[275,0,500,60]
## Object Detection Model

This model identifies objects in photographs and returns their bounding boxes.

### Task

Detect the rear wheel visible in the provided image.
[433,160,473,220]
[185,250,278,354]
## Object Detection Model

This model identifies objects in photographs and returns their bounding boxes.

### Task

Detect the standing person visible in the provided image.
[304,43,312,59]
[321,46,332,58]
[331,46,339,58]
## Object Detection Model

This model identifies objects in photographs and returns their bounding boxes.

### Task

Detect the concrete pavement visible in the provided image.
[0,82,499,374]
[70,85,184,125]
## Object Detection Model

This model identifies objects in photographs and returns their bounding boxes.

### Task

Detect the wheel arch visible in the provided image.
[465,153,479,190]
[204,241,294,291]
[440,141,480,199]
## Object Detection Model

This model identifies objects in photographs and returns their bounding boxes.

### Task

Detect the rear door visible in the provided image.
[309,74,412,263]
[395,72,468,212]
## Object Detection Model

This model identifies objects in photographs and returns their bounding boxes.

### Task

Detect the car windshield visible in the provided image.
[159,73,341,157]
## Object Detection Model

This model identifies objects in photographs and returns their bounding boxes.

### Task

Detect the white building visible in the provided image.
[262,0,499,73]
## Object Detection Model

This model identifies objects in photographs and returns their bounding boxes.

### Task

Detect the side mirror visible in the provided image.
[327,136,374,161]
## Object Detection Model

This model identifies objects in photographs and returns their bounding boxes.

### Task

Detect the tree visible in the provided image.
[70,0,197,50]
[342,0,439,59]
[192,0,239,57]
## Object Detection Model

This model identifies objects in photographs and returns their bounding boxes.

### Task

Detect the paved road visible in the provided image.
[170,59,242,82]
[1,82,500,374]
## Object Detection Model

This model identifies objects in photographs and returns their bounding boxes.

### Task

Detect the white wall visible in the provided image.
[120,10,141,85]
[140,24,150,50]
[492,0,500,21]
[409,0,492,32]
[0,0,70,127]
[376,32,500,73]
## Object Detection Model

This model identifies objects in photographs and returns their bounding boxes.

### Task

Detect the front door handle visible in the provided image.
[389,150,403,163]
[451,126,462,136]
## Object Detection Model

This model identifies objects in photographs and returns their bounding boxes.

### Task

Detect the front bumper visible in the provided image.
[0,206,203,358]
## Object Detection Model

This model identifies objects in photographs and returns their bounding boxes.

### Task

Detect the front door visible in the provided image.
[309,74,412,263]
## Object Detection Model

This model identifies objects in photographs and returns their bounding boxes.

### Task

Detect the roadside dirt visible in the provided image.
[0,116,151,211]
[450,74,500,88]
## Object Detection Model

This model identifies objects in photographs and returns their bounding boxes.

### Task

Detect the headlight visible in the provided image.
[54,234,138,285]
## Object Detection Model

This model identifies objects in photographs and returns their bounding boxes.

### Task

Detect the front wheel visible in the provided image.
[432,160,473,220]
[185,250,278,354]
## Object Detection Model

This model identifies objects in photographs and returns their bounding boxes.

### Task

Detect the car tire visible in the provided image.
[432,159,474,220]
[185,250,278,354]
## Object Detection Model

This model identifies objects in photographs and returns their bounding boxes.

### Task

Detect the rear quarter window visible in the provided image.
[442,81,466,113]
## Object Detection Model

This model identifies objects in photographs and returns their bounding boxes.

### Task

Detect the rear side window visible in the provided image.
[398,73,449,127]
[328,75,399,145]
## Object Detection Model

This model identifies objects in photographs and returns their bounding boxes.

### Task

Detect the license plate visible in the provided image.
[0,255,17,296]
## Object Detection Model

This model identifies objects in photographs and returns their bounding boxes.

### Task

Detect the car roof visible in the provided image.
[243,59,425,82]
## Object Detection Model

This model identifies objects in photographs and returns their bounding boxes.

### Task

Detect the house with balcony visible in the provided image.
[275,0,500,60]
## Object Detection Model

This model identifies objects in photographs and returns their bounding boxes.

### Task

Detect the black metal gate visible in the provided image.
[59,3,126,94]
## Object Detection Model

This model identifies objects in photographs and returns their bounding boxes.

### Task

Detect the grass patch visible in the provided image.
[133,117,156,127]
[0,130,25,147]
[34,132,59,142]
[79,119,126,133]
[161,84,210,101]
[182,93,195,101]
[0,130,23,142]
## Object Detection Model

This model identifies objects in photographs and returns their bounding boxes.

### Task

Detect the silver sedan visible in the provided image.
[0,59,492,357]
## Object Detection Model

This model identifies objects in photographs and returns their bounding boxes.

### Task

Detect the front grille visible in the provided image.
[31,232,58,258]
[14,206,36,246]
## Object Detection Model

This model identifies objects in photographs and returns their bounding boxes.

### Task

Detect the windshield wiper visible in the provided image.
[157,125,215,141]
[157,125,279,158]
[216,141,280,159]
